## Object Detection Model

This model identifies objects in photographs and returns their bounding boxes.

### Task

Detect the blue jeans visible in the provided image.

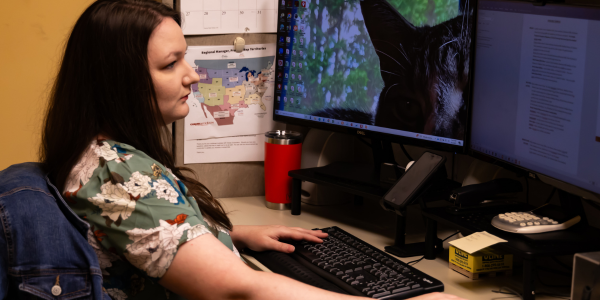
[0,163,109,299]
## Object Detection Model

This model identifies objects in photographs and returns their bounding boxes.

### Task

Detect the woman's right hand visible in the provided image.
[408,292,468,300]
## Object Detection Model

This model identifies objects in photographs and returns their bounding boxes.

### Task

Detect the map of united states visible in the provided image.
[191,57,274,126]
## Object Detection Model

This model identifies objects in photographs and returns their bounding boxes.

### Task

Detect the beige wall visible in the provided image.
[0,0,95,171]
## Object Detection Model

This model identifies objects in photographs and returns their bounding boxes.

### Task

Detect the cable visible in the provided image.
[452,153,456,181]
[585,198,600,212]
[550,256,573,271]
[535,267,572,288]
[442,231,461,242]
[399,144,413,161]
[492,286,522,300]
[545,188,557,204]
[407,257,424,266]
[536,265,572,277]
[524,176,530,204]
[406,231,461,266]
[356,136,371,147]
[492,288,570,300]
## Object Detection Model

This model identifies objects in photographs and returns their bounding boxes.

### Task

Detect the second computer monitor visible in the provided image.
[470,0,600,196]
[273,0,474,151]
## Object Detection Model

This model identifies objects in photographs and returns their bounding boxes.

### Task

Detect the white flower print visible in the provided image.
[115,153,133,164]
[123,171,152,198]
[166,168,179,181]
[95,141,119,161]
[89,182,136,222]
[232,245,241,258]
[152,179,179,204]
[205,218,230,236]
[124,220,190,278]
[106,288,128,300]
[64,143,99,193]
[186,224,211,242]
[87,229,119,275]
[200,220,238,257]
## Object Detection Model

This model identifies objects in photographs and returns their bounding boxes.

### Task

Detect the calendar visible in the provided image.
[181,0,278,35]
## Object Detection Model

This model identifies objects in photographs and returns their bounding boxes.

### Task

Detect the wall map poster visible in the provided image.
[184,44,281,164]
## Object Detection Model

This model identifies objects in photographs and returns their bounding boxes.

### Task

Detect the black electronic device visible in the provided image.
[273,0,473,153]
[448,178,523,207]
[247,226,444,299]
[381,152,447,214]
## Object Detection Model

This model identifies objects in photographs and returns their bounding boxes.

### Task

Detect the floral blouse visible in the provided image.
[63,139,240,300]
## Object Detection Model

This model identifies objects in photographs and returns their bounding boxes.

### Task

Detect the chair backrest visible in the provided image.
[0,162,107,299]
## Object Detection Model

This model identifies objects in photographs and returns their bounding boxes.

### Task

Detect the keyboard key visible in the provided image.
[412,284,421,289]
[373,291,391,298]
[392,287,410,294]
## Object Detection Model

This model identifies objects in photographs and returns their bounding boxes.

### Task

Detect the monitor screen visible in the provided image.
[470,0,600,194]
[273,0,473,149]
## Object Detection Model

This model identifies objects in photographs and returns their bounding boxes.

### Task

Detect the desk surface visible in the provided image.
[219,196,570,300]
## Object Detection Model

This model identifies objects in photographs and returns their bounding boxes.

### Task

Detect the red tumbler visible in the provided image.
[264,130,303,210]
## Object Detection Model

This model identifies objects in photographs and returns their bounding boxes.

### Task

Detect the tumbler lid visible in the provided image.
[265,130,302,145]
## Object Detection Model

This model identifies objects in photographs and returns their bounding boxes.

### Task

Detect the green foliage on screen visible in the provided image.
[285,0,458,115]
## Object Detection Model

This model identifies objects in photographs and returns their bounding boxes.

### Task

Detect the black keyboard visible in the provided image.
[249,226,444,299]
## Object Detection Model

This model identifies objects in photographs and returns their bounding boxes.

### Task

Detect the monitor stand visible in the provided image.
[289,138,404,213]
[288,138,452,258]
[384,208,444,258]
[308,138,403,189]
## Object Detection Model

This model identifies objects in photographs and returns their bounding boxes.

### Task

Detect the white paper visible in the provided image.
[449,231,507,254]
[183,44,282,164]
[184,134,265,164]
[181,0,278,35]
[514,15,588,174]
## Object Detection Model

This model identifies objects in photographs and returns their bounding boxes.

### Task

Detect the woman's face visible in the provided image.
[147,18,199,124]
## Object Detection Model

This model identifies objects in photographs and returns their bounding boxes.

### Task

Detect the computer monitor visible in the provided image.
[273,0,474,153]
[470,0,600,201]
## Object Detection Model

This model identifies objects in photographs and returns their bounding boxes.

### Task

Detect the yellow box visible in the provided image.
[449,245,513,274]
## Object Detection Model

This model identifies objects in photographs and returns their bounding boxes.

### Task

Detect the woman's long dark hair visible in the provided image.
[40,0,232,230]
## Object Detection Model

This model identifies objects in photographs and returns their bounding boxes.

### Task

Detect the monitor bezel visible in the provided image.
[272,0,476,154]
[468,0,600,201]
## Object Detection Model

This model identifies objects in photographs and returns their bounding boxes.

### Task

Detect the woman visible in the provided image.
[40,1,466,299]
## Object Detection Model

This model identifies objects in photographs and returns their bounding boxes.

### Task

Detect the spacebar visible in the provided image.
[290,252,364,296]
[380,287,425,299]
